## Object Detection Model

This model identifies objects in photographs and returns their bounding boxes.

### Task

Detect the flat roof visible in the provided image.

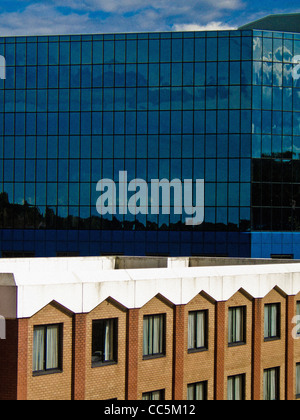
[1,256,300,319]
[239,13,300,33]
[0,255,297,272]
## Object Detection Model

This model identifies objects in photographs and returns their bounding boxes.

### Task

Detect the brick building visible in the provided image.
[1,256,300,400]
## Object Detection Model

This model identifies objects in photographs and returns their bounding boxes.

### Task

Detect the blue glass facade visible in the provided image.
[251,30,300,258]
[0,28,299,258]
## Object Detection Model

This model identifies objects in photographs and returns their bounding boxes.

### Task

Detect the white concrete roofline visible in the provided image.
[1,258,300,318]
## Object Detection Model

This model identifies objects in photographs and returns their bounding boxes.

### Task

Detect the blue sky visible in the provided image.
[0,0,299,36]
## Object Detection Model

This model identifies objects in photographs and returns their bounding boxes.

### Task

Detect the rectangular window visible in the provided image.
[187,381,207,400]
[227,374,245,400]
[32,324,62,374]
[143,314,165,358]
[228,306,245,345]
[142,389,165,400]
[264,303,280,340]
[92,318,118,366]
[263,367,279,400]
[188,310,207,351]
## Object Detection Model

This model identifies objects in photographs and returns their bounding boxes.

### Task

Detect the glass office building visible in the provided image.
[0,14,300,258]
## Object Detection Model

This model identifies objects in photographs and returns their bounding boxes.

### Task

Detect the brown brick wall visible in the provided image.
[173,304,185,400]
[72,313,87,400]
[17,318,28,400]
[26,301,73,400]
[137,295,174,400]
[261,288,286,400]
[183,293,215,400]
[224,291,253,400]
[3,288,300,400]
[252,298,263,400]
[214,301,225,400]
[85,298,127,400]
[126,308,139,400]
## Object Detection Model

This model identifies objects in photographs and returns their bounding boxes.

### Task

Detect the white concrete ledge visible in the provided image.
[1,257,300,318]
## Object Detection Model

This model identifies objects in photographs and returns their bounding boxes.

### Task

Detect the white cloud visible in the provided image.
[172,21,237,32]
[55,0,146,13]
[53,0,245,22]
[53,0,244,13]
[0,3,98,36]
[0,0,245,36]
